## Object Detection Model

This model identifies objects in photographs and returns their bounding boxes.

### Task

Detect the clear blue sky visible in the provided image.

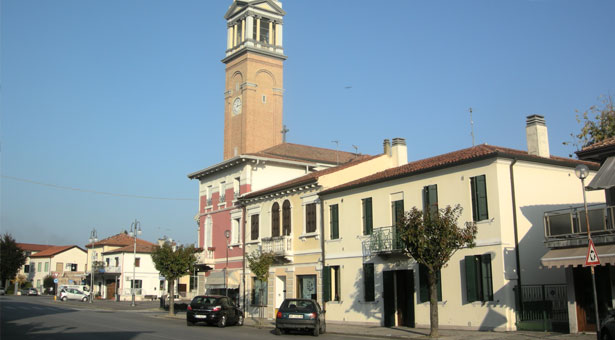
[2,0,614,247]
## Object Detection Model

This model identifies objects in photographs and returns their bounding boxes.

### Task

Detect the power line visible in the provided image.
[1,175,197,201]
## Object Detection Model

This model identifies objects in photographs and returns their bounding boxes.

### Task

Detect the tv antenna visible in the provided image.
[469,107,475,147]
[352,144,359,155]
[332,140,340,165]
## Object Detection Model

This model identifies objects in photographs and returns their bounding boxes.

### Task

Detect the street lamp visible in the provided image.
[574,164,601,334]
[88,229,98,303]
[224,230,230,297]
[129,219,142,307]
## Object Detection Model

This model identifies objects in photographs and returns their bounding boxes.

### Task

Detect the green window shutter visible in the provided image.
[419,264,429,303]
[393,200,404,225]
[330,205,339,239]
[323,266,331,302]
[363,198,373,235]
[480,254,493,301]
[465,255,479,303]
[471,175,488,221]
[363,263,375,302]
[423,185,438,216]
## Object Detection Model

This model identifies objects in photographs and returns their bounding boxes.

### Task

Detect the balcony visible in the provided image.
[362,226,404,257]
[544,204,615,248]
[101,265,121,274]
[261,236,292,256]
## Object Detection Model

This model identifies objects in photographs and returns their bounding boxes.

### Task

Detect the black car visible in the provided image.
[186,295,243,327]
[275,299,326,336]
[601,309,615,340]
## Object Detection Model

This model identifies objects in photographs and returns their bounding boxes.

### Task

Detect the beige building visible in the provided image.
[27,245,87,290]
[239,139,408,319]
[317,115,604,331]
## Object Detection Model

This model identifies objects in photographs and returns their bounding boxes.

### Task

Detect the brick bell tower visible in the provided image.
[222,0,286,160]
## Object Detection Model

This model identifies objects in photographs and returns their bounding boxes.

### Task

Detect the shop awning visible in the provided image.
[541,244,615,268]
[204,270,241,288]
[587,156,615,190]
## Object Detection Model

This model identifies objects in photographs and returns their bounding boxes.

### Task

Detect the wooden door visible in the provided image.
[396,270,415,327]
[106,280,116,300]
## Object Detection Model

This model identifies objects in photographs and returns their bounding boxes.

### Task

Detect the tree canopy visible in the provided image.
[396,205,477,338]
[0,233,27,286]
[572,94,615,149]
[151,242,196,315]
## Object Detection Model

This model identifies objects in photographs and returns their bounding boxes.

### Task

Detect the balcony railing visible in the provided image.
[100,265,121,274]
[364,226,404,255]
[261,236,292,256]
[544,204,614,238]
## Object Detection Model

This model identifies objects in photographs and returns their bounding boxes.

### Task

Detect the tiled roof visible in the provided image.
[103,243,156,254]
[30,245,85,258]
[86,232,156,249]
[247,143,362,165]
[241,155,377,199]
[321,144,599,195]
[17,243,54,252]
[579,137,615,153]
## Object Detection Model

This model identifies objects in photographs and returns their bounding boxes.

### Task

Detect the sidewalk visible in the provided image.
[56,298,597,340]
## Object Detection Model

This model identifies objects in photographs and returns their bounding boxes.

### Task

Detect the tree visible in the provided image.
[43,275,55,293]
[246,250,275,326]
[151,242,197,315]
[396,205,477,338]
[0,233,27,289]
[571,94,615,150]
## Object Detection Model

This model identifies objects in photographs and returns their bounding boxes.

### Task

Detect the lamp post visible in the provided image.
[129,219,142,307]
[224,230,230,297]
[88,229,98,303]
[575,164,601,334]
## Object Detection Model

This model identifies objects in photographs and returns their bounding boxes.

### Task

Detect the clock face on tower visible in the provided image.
[232,97,242,115]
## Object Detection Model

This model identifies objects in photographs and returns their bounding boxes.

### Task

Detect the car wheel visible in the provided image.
[312,322,320,337]
[274,328,282,336]
[82,297,87,302]
[236,315,244,326]
[217,315,227,328]
[187,320,195,327]
[61,297,67,301]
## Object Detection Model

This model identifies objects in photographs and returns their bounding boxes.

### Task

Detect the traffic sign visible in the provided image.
[53,278,58,284]
[585,239,600,266]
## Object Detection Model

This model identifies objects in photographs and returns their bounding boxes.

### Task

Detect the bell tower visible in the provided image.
[222,0,286,160]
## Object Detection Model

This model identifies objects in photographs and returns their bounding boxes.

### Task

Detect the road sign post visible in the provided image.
[585,239,601,266]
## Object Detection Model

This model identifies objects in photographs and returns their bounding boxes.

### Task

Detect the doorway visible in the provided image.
[573,266,612,332]
[275,276,286,315]
[297,275,317,300]
[383,270,415,327]
[105,280,116,300]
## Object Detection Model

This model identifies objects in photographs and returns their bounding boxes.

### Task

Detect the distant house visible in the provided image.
[86,232,161,300]
[16,243,54,285]
[26,245,87,290]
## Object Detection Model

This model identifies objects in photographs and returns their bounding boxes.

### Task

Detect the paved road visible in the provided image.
[0,295,368,340]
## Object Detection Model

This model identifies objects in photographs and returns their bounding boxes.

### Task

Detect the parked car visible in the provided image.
[601,309,615,340]
[275,298,326,336]
[186,295,243,327]
[60,288,88,302]
[25,288,39,296]
[0,287,5,295]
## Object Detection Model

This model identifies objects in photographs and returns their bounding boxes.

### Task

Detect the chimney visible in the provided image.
[383,139,391,156]
[391,138,408,166]
[526,115,550,158]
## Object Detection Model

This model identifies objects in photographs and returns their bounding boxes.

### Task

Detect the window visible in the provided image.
[205,216,213,248]
[190,275,198,291]
[24,264,30,273]
[251,214,259,240]
[259,18,270,43]
[419,263,442,302]
[305,202,316,233]
[135,258,141,267]
[262,95,267,103]
[323,266,340,302]
[219,182,226,203]
[362,198,373,235]
[234,177,241,197]
[71,263,77,272]
[283,200,292,235]
[363,263,375,302]
[37,262,41,272]
[465,254,493,302]
[330,204,339,239]
[206,185,213,206]
[422,184,438,217]
[130,280,143,289]
[115,257,119,267]
[105,258,110,266]
[298,275,317,300]
[272,202,280,237]
[232,218,241,244]
[251,278,268,306]
[44,262,48,272]
[470,175,489,222]
[392,199,404,226]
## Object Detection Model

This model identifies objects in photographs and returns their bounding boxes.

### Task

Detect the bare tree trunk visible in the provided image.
[428,270,439,338]
[168,278,175,316]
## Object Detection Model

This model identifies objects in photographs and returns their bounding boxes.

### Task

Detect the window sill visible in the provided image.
[326,238,343,243]
[229,242,242,249]
[245,240,259,245]
[299,233,319,241]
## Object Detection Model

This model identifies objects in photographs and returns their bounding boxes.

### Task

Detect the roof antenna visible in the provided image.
[469,107,475,147]
[332,140,340,165]
[352,144,359,155]
[281,125,290,143]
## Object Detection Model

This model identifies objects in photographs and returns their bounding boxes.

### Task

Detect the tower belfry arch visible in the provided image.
[222,0,287,160]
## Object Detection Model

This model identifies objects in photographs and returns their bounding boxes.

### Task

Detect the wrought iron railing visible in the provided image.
[261,236,292,256]
[544,204,614,238]
[366,226,404,254]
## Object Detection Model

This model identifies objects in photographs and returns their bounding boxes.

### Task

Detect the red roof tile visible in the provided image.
[86,232,155,248]
[247,143,362,165]
[242,155,376,199]
[17,243,54,252]
[30,245,85,258]
[103,243,156,254]
[321,144,599,195]
[579,137,615,153]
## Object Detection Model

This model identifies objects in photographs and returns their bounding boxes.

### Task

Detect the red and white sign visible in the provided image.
[585,239,600,266]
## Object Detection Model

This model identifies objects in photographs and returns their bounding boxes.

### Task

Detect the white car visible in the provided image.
[60,288,88,302]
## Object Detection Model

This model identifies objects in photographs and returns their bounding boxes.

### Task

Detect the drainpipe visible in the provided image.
[318,197,326,312]
[241,202,247,316]
[509,159,523,316]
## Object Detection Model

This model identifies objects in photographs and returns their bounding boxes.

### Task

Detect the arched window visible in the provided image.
[282,200,291,236]
[271,202,280,237]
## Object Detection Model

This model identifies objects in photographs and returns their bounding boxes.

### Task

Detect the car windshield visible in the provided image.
[281,300,316,313]
[192,296,222,306]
